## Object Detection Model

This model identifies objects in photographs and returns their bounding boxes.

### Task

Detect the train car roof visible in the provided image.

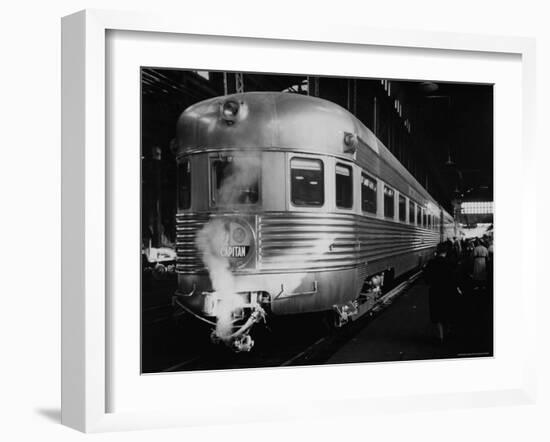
[176,91,450,214]
[177,91,354,154]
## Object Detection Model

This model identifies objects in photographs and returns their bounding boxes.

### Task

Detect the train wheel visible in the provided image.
[382,269,395,293]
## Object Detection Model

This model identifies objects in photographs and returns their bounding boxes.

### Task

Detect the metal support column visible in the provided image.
[308,76,320,97]
[235,73,244,93]
[223,72,229,95]
[373,96,378,136]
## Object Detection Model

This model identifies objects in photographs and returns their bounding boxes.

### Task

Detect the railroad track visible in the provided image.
[154,270,422,373]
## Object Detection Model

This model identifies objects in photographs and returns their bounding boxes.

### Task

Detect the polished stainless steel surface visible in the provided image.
[177,92,357,158]
[356,216,440,261]
[258,212,439,271]
[176,91,452,219]
[175,212,209,273]
[258,212,356,270]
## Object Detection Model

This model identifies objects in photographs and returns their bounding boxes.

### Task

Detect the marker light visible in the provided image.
[221,100,240,124]
[343,132,358,153]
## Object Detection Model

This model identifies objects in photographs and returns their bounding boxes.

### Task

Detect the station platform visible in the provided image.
[327,278,493,364]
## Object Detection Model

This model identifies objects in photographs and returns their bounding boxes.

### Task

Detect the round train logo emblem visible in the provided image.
[217,217,255,268]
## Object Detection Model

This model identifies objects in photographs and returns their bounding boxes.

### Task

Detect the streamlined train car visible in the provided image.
[173,91,454,351]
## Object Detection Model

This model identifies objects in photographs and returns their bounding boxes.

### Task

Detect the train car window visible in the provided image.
[177,159,191,210]
[417,206,422,225]
[211,155,259,205]
[384,185,395,218]
[409,201,415,224]
[335,163,353,209]
[291,157,324,206]
[361,173,377,213]
[398,194,406,222]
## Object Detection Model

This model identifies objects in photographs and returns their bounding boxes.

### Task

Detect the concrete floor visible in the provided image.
[327,279,493,364]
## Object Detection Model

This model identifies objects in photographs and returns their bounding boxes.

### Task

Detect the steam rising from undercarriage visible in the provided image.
[195,219,244,339]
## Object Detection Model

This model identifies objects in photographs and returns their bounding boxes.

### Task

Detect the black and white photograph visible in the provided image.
[140,68,494,373]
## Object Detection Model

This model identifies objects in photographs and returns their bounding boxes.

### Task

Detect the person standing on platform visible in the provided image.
[447,237,459,265]
[487,239,494,262]
[424,243,461,343]
[472,238,489,289]
[453,236,462,259]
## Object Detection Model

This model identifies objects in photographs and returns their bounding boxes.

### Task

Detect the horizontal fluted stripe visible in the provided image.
[175,212,440,274]
[258,212,438,270]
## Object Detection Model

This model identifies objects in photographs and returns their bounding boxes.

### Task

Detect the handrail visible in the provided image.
[273,280,318,301]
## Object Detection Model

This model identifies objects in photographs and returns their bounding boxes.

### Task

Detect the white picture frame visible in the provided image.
[61,9,537,433]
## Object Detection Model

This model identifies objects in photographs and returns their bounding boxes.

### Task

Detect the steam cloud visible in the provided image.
[217,154,261,206]
[195,219,242,338]
[195,152,261,339]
